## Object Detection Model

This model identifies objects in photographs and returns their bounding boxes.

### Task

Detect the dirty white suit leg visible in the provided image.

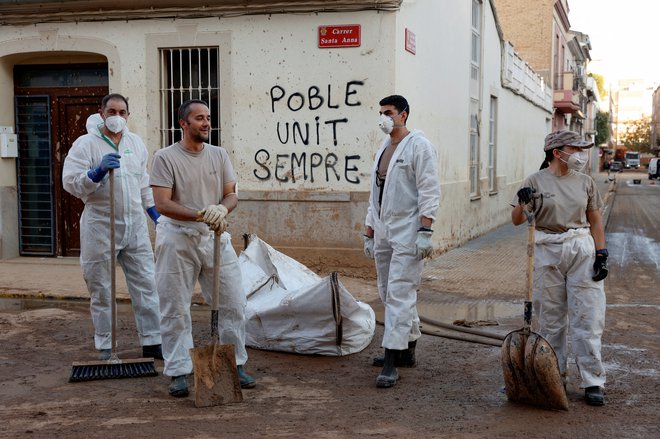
[116,226,161,347]
[566,237,606,388]
[154,223,200,377]
[375,236,423,350]
[81,256,114,350]
[533,230,606,388]
[198,232,248,366]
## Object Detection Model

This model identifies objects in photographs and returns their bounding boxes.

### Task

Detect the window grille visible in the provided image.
[469,0,482,197]
[488,96,497,193]
[159,47,221,147]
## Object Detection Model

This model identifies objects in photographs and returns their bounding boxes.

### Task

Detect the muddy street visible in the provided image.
[0,171,658,438]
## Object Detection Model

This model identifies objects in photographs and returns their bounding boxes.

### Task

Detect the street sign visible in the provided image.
[318,25,361,48]
[405,28,416,54]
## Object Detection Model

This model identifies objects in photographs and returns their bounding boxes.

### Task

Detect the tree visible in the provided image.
[589,73,606,99]
[595,111,609,146]
[621,117,652,153]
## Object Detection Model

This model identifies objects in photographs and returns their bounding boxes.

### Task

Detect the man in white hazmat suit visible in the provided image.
[511,130,608,406]
[150,99,254,398]
[363,95,441,388]
[62,93,162,361]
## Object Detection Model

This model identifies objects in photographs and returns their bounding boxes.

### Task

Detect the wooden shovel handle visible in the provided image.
[211,232,221,339]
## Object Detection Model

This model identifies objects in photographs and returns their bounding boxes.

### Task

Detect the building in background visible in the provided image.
[494,0,597,138]
[0,0,552,261]
[652,86,660,155]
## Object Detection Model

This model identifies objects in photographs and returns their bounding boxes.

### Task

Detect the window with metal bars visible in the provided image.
[469,0,482,198]
[488,96,497,193]
[159,47,221,147]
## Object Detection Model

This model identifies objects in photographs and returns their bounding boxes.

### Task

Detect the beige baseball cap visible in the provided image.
[544,130,594,151]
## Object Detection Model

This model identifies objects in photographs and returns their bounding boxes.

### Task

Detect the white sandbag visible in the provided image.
[239,235,375,356]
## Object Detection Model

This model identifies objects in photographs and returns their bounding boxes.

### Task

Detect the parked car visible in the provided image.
[609,161,623,172]
[649,158,660,180]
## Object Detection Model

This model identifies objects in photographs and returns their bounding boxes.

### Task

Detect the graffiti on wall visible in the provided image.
[253,80,365,184]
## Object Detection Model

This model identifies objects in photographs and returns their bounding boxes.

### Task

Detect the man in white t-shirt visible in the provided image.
[150,99,254,397]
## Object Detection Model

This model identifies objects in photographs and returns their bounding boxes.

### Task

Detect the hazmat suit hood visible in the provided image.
[85,113,130,137]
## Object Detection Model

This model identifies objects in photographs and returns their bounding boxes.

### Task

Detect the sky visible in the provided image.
[567,0,659,86]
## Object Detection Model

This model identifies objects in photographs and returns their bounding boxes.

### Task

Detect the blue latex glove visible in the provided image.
[87,153,121,183]
[146,206,160,225]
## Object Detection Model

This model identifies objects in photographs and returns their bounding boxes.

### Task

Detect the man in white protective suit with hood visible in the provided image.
[363,95,441,388]
[62,93,163,361]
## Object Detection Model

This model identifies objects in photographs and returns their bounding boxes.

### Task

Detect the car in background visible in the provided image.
[609,161,623,173]
[649,158,660,180]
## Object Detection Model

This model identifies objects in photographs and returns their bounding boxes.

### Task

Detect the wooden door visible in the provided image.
[14,63,108,256]
[55,96,108,256]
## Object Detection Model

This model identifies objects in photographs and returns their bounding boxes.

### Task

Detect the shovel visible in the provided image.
[500,208,569,410]
[190,231,243,407]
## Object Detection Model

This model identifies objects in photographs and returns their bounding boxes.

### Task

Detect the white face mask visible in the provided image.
[104,115,127,133]
[559,150,588,172]
[378,114,394,134]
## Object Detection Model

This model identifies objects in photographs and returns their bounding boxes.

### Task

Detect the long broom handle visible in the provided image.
[211,231,221,339]
[109,169,117,354]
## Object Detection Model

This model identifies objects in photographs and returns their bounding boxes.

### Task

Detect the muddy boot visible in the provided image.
[372,340,416,368]
[376,349,401,388]
[237,365,256,389]
[168,375,189,397]
[585,386,604,406]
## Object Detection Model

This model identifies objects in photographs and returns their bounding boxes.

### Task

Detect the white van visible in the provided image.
[649,158,660,180]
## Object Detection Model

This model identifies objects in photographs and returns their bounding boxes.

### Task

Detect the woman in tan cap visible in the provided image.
[511,130,608,406]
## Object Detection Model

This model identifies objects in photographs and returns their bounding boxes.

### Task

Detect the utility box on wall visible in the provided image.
[0,126,17,158]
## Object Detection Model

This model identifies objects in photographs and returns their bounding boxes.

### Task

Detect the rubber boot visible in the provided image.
[237,365,256,389]
[376,349,401,388]
[142,344,164,360]
[168,375,189,397]
[373,340,416,368]
[585,386,604,406]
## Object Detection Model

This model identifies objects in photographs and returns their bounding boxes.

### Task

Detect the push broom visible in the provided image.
[69,168,158,382]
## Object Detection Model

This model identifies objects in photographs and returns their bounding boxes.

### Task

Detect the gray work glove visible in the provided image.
[362,235,374,259]
[415,231,433,259]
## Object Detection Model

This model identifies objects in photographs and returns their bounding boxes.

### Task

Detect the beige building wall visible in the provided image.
[0,0,552,260]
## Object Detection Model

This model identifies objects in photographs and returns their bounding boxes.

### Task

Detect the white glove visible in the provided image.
[362,235,375,259]
[211,218,228,235]
[199,204,228,229]
[415,231,433,259]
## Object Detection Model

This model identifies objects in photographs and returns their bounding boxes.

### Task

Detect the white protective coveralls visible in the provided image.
[533,228,606,387]
[154,223,246,377]
[62,114,161,350]
[365,129,440,350]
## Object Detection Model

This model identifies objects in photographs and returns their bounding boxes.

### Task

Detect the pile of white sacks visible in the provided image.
[239,235,376,356]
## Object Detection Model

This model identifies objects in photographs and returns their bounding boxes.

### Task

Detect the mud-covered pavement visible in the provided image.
[0,171,658,438]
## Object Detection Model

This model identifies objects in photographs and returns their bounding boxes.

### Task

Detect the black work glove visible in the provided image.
[517,187,535,205]
[592,249,609,282]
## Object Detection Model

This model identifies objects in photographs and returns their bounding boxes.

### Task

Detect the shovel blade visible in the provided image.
[190,343,243,407]
[501,329,569,411]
